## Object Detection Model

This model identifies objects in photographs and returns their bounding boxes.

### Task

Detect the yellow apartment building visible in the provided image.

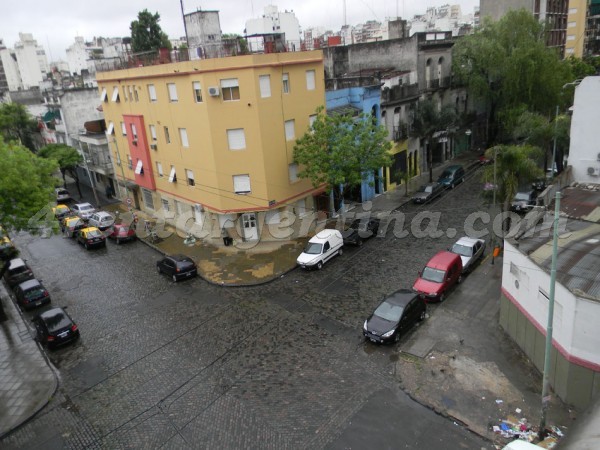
[96,51,326,241]
[566,0,588,57]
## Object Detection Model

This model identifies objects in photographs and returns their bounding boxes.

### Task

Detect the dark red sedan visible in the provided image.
[108,224,137,244]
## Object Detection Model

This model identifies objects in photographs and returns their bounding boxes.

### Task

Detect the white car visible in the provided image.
[71,203,96,221]
[449,237,486,273]
[55,187,71,202]
[88,211,115,230]
[297,229,344,270]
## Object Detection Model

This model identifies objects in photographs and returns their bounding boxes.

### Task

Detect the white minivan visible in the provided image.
[297,229,344,270]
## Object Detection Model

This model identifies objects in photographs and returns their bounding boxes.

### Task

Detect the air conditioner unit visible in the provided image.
[597,152,600,161]
[132,139,138,146]
[587,167,600,176]
[208,86,220,97]
[150,143,158,150]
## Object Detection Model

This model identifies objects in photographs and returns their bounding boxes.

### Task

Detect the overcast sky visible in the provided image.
[2,0,479,62]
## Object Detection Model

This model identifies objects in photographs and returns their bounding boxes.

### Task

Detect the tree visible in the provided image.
[452,9,572,145]
[293,106,392,212]
[565,56,596,80]
[0,102,38,151]
[130,9,171,53]
[38,144,84,198]
[411,99,458,182]
[0,137,58,231]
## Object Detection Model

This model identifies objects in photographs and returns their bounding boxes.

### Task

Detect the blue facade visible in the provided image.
[325,86,384,203]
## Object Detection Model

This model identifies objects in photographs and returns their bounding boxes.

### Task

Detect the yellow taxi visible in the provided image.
[52,204,71,220]
[61,215,86,238]
[76,227,106,250]
[0,227,16,260]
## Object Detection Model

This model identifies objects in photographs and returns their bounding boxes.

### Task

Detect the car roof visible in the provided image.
[382,288,419,306]
[8,258,26,269]
[81,227,100,233]
[311,229,341,243]
[18,279,42,290]
[55,187,68,192]
[75,203,93,208]
[94,211,113,217]
[454,237,482,247]
[38,307,70,322]
[170,254,193,261]
[426,251,461,269]
[55,204,69,209]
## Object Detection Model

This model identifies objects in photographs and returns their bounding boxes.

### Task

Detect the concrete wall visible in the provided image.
[59,89,105,140]
[568,77,600,182]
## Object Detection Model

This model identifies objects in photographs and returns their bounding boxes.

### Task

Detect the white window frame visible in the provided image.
[288,163,298,182]
[161,198,170,213]
[127,155,133,170]
[259,75,271,98]
[227,128,246,150]
[134,159,143,175]
[282,73,290,94]
[185,169,195,186]
[179,128,189,147]
[168,166,177,183]
[111,86,120,102]
[106,122,114,135]
[148,84,157,102]
[131,124,138,139]
[167,83,178,102]
[306,70,316,91]
[309,114,317,128]
[100,88,107,102]
[233,174,251,194]
[149,124,157,141]
[221,78,240,101]
[121,122,127,136]
[193,81,202,102]
[285,119,295,141]
[156,162,164,177]
[115,151,121,166]
[142,188,154,209]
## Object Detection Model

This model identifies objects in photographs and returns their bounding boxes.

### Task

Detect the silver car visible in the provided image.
[412,182,444,204]
[449,237,486,273]
[88,211,115,231]
[71,203,96,221]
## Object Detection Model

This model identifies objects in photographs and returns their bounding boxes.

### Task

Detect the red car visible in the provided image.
[412,251,463,302]
[108,224,137,244]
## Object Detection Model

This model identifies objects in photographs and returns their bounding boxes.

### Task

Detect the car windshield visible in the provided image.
[421,267,445,283]
[304,242,323,254]
[439,170,452,179]
[417,185,431,193]
[24,288,45,299]
[44,311,72,332]
[514,193,530,201]
[118,226,130,233]
[451,243,472,257]
[373,300,404,322]
[101,216,113,222]
[87,229,103,238]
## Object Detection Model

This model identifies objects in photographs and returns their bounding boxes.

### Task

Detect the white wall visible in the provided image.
[502,240,600,366]
[569,77,600,182]
[0,47,22,90]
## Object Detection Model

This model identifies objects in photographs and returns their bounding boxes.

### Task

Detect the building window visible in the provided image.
[148,84,157,102]
[193,81,202,102]
[227,128,246,150]
[121,122,127,136]
[134,159,144,175]
[112,86,120,102]
[221,78,240,101]
[164,126,171,144]
[115,151,121,166]
[149,124,157,141]
[106,122,114,135]
[168,165,177,183]
[309,114,317,128]
[282,73,290,93]
[306,70,316,90]
[259,75,271,98]
[156,162,163,177]
[127,155,133,169]
[194,204,203,224]
[175,200,186,217]
[567,21,576,28]
[167,83,178,102]
[142,189,154,209]
[285,120,295,141]
[130,124,138,139]
[233,174,251,194]
[128,86,134,102]
[185,169,195,186]
[288,163,298,182]
[134,89,139,102]
[100,88,108,102]
[161,198,170,213]
[179,128,189,147]
[122,86,128,102]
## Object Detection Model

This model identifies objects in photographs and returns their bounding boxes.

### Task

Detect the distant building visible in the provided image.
[245,5,302,52]
[565,0,587,57]
[13,33,49,89]
[184,10,223,59]
[587,0,600,56]
[408,4,474,37]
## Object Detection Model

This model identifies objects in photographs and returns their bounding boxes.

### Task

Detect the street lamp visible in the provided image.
[465,129,472,152]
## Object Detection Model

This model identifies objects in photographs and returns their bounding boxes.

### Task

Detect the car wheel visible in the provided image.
[457,275,463,284]
[338,248,343,256]
[172,274,178,282]
[116,238,120,245]
[394,332,401,343]
[357,239,363,247]
[84,242,89,250]
[439,292,446,302]
[157,265,161,274]
[317,261,323,270]
[418,309,426,322]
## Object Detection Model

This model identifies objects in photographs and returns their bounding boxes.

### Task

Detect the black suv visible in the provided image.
[341,218,380,246]
[157,254,197,282]
[511,190,537,213]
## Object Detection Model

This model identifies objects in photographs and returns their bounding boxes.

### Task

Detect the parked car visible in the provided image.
[531,178,547,192]
[363,289,426,344]
[32,307,80,349]
[77,227,107,249]
[108,224,136,244]
[437,165,465,189]
[14,278,51,310]
[55,187,71,202]
[412,182,444,204]
[71,202,96,221]
[449,237,486,274]
[4,258,34,288]
[341,218,380,246]
[296,229,344,270]
[510,190,537,213]
[52,204,71,220]
[88,211,115,231]
[61,216,86,237]
[157,254,198,282]
[0,234,16,261]
[412,251,463,302]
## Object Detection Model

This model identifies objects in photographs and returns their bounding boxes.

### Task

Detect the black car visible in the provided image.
[32,307,80,349]
[511,190,537,213]
[14,279,51,310]
[412,182,444,204]
[341,218,380,246]
[156,254,198,282]
[363,289,426,344]
[4,258,35,288]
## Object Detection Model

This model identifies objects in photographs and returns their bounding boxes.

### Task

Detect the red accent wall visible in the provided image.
[123,115,155,190]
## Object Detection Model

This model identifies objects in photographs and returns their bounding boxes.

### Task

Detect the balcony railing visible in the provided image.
[382,83,420,103]
[392,123,411,141]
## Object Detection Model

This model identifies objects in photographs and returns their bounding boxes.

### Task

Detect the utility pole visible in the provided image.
[539,191,561,438]
[491,146,498,265]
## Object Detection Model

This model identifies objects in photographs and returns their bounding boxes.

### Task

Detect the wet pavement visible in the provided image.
[0,151,574,448]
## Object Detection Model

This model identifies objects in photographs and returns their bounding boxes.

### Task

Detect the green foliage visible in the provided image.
[0,137,58,231]
[293,106,392,194]
[0,102,38,151]
[452,9,573,144]
[566,56,596,80]
[130,9,171,53]
[38,143,82,171]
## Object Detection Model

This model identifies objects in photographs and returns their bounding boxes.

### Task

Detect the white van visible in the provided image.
[297,229,344,270]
